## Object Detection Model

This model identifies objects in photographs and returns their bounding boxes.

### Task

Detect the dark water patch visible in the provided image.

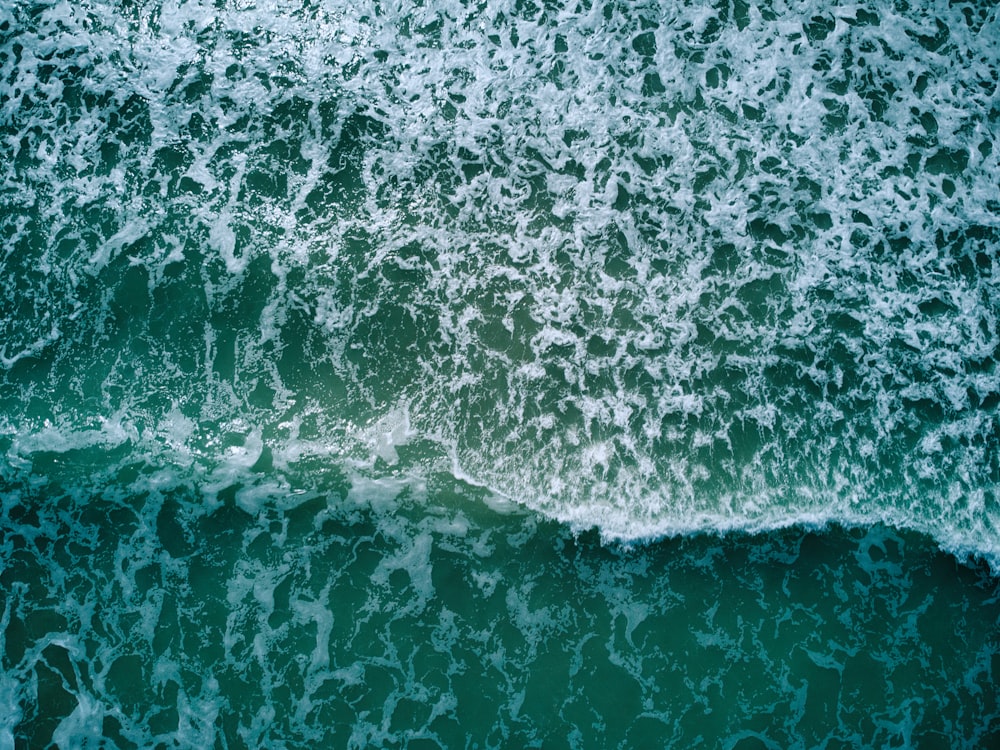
[2,478,999,748]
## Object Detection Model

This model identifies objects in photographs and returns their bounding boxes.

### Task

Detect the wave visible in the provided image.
[1,0,998,565]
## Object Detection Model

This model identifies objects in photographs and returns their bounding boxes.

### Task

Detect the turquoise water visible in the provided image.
[1,0,999,745]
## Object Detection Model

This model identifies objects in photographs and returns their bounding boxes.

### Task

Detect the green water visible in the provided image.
[4,477,1000,748]
[2,0,999,745]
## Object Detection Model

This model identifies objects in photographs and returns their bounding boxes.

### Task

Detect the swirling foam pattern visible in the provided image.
[1,0,999,746]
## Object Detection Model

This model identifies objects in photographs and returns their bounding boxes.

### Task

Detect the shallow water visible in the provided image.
[1,0,999,745]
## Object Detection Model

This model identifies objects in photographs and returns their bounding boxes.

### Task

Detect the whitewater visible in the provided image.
[1,0,999,746]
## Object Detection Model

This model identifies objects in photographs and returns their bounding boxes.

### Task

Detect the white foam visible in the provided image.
[51,694,104,749]
[0,676,19,750]
[2,0,998,566]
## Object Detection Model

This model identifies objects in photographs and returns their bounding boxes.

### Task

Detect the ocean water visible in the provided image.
[1,0,999,746]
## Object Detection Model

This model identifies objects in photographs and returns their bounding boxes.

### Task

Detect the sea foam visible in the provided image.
[1,0,998,564]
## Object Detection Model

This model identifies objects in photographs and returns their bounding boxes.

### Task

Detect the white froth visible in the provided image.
[51,699,101,748]
[0,676,19,750]
[1,0,998,563]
